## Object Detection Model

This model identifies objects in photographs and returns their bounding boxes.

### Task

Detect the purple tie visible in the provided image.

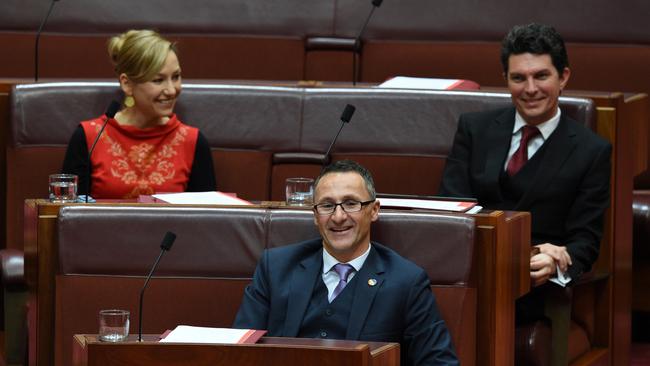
[507,125,541,176]
[331,263,355,301]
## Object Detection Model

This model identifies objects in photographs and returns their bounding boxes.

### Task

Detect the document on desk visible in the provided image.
[377,76,480,90]
[152,191,253,205]
[160,325,266,344]
[378,197,480,213]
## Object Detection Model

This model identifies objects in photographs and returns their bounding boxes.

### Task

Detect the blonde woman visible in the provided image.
[62,29,215,199]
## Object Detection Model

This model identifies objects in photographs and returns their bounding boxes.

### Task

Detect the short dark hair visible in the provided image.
[314,160,376,199]
[500,23,569,76]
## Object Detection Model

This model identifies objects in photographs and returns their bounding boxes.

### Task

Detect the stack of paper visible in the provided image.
[160,325,266,344]
[378,76,480,91]
[151,191,253,205]
[378,197,481,213]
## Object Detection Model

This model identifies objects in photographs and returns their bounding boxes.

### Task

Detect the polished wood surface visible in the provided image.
[71,334,400,366]
[473,210,531,366]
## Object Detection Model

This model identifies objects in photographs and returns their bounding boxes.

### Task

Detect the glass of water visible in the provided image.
[285,177,314,206]
[48,174,78,202]
[99,309,130,342]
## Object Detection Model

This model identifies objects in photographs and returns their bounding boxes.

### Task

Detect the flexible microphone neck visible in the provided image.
[85,100,120,203]
[34,0,59,82]
[352,0,383,86]
[138,232,176,342]
[322,104,356,167]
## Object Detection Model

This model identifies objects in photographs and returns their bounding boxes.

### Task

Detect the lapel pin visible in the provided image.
[368,278,377,286]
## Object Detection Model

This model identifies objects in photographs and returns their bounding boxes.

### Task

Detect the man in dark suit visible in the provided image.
[234,160,458,366]
[439,23,611,320]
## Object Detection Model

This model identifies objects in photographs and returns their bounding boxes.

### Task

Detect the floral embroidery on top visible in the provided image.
[94,123,189,197]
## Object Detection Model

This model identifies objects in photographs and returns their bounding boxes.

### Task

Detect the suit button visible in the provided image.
[325,309,333,316]
[320,331,328,338]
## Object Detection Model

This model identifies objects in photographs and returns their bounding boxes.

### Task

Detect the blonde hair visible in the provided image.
[108,29,178,83]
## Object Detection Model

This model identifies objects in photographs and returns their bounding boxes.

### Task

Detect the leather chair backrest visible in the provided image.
[3,1,648,96]
[57,206,474,285]
[6,82,595,251]
[54,205,475,366]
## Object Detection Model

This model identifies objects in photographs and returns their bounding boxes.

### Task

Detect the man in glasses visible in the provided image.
[234,160,458,366]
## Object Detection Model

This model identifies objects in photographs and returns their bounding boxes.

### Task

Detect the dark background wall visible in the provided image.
[1,0,649,92]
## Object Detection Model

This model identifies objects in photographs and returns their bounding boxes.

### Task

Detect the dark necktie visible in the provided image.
[506,125,540,176]
[330,263,355,301]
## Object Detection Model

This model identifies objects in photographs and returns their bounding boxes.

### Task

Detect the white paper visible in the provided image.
[160,325,250,344]
[378,76,464,90]
[152,191,252,205]
[549,264,572,287]
[378,197,476,212]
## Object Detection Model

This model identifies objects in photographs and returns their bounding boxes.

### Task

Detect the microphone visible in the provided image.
[34,0,60,82]
[322,104,356,167]
[138,231,176,342]
[84,100,120,203]
[352,0,384,86]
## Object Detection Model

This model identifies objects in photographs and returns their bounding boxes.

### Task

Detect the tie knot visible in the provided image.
[333,263,355,282]
[521,125,540,143]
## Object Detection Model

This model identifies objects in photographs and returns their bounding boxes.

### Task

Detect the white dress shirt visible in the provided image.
[504,108,571,286]
[503,108,561,171]
[322,244,371,302]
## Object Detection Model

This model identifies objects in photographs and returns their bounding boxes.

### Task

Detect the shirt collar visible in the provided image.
[322,243,372,274]
[513,108,561,140]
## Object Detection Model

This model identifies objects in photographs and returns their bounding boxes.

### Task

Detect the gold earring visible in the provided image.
[124,95,135,108]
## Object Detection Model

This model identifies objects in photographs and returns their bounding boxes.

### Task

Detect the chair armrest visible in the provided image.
[0,249,25,288]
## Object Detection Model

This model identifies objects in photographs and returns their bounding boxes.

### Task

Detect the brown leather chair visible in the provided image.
[51,205,475,366]
[5,82,603,365]
[632,189,650,336]
[2,0,650,97]
[6,83,595,253]
[0,248,27,365]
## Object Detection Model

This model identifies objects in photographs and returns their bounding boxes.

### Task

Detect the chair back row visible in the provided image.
[54,205,476,366]
[6,83,595,250]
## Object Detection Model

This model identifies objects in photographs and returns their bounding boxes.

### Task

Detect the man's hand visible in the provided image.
[530,252,556,287]
[535,243,572,272]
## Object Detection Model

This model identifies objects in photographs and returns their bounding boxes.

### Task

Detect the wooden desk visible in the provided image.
[23,200,529,366]
[72,334,400,366]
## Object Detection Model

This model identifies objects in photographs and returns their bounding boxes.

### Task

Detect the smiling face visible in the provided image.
[120,50,182,127]
[313,171,380,263]
[506,53,570,125]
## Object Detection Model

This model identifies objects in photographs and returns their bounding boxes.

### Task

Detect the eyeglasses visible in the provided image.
[313,199,376,215]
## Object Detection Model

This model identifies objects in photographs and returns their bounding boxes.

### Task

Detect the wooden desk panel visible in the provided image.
[72,334,400,366]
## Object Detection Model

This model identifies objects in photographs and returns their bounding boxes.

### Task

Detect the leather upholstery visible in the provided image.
[515,319,591,366]
[0,248,24,287]
[516,320,552,366]
[0,248,27,364]
[2,0,646,43]
[6,82,595,251]
[54,205,476,366]
[2,0,649,94]
[632,191,650,313]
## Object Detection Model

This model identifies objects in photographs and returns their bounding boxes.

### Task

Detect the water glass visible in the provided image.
[48,174,78,202]
[285,178,314,206]
[99,309,130,342]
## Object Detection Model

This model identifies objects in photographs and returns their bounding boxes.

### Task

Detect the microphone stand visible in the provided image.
[322,104,356,168]
[352,0,383,86]
[34,0,59,82]
[138,232,176,342]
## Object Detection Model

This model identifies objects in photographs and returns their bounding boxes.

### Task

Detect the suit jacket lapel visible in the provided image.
[516,114,578,210]
[483,108,516,199]
[283,249,322,337]
[346,246,385,340]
